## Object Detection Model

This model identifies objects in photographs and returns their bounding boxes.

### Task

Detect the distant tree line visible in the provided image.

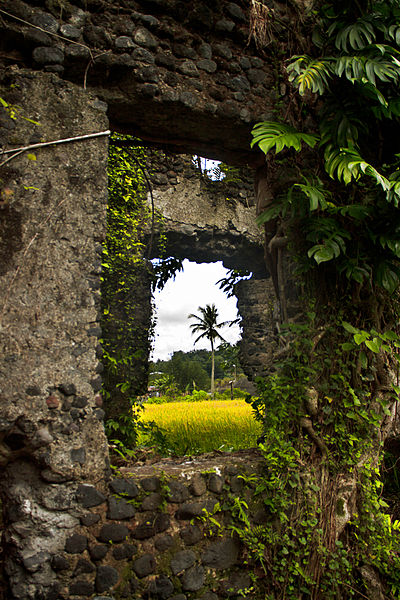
[150,344,241,393]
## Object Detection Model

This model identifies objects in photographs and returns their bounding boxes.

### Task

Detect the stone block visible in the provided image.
[31,11,58,33]
[202,538,240,569]
[181,566,205,592]
[32,47,64,65]
[112,543,137,560]
[98,523,129,543]
[89,545,109,561]
[148,575,174,600]
[155,534,174,551]
[70,580,95,596]
[74,558,96,574]
[189,474,207,497]
[168,480,190,503]
[51,555,69,571]
[133,553,156,578]
[170,550,196,575]
[176,500,218,520]
[65,533,88,554]
[77,484,106,508]
[141,492,163,510]
[133,27,158,48]
[180,525,202,546]
[96,565,119,592]
[110,478,139,498]
[107,496,136,520]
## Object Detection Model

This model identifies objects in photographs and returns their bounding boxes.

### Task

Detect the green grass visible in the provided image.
[138,399,262,455]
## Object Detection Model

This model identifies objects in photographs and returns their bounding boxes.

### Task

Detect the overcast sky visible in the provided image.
[151,260,242,362]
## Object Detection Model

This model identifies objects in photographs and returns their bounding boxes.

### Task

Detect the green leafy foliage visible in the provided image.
[331,18,376,51]
[217,268,251,298]
[101,135,151,422]
[251,0,400,292]
[102,135,174,440]
[151,256,183,291]
[287,55,333,95]
[292,177,329,211]
[248,1,400,596]
[251,121,319,154]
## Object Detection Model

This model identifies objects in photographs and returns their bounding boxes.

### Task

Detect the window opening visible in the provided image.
[151,259,241,361]
[141,259,262,455]
[192,155,241,184]
[192,156,225,180]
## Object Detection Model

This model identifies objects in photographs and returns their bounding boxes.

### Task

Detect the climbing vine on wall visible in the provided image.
[101,134,155,443]
[102,135,185,448]
[244,0,400,597]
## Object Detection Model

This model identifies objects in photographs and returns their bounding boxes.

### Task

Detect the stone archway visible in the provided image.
[146,152,277,381]
[0,0,287,596]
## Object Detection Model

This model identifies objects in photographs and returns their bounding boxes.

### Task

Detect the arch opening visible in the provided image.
[102,138,274,458]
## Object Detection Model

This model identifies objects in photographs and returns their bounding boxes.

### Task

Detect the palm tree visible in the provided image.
[188,304,230,400]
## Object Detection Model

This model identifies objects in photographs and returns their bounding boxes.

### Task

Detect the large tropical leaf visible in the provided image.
[324,145,390,190]
[375,261,400,293]
[255,201,283,225]
[306,217,351,265]
[292,178,329,212]
[287,55,333,95]
[387,170,400,205]
[332,19,376,51]
[319,97,366,147]
[386,24,400,46]
[251,121,319,155]
[335,54,399,86]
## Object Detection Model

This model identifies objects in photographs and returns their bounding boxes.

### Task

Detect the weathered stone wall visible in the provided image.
[47,451,265,599]
[0,0,284,163]
[236,278,278,379]
[0,1,289,597]
[0,70,110,599]
[147,153,263,271]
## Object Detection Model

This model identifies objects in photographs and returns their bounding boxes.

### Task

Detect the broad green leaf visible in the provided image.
[339,205,370,219]
[365,338,381,353]
[376,261,400,293]
[346,411,358,420]
[382,330,399,342]
[354,332,369,345]
[294,181,328,211]
[360,351,368,369]
[335,20,375,51]
[308,244,335,264]
[251,121,319,156]
[342,321,359,334]
[287,57,333,95]
[342,342,355,351]
[255,203,282,225]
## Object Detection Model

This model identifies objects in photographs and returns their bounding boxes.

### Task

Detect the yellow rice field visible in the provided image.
[139,399,262,455]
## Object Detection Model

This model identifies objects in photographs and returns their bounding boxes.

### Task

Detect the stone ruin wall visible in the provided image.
[0,0,290,597]
[0,0,286,163]
[44,451,267,600]
[0,72,111,599]
[146,152,278,380]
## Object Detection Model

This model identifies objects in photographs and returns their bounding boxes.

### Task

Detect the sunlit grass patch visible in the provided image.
[138,399,262,455]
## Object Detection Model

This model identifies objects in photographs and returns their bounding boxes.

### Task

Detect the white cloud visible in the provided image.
[151,259,241,361]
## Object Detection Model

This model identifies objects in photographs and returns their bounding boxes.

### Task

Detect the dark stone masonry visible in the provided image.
[0,0,288,162]
[0,0,293,597]
[56,451,265,599]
